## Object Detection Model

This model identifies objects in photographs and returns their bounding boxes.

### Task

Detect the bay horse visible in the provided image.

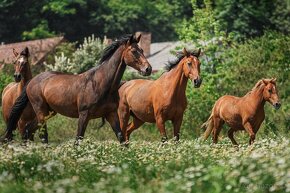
[1,47,38,140]
[3,34,152,144]
[202,78,281,145]
[118,48,202,142]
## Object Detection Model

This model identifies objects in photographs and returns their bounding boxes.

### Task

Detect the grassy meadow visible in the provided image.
[0,113,289,193]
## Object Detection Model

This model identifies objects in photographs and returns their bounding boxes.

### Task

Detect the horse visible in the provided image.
[118,48,202,142]
[3,34,152,144]
[202,78,281,145]
[1,47,38,140]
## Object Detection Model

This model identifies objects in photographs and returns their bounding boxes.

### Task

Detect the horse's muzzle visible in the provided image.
[192,78,202,88]
[273,102,281,110]
[141,65,152,76]
[14,74,21,82]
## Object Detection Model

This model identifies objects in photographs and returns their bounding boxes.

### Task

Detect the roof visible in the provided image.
[147,41,180,71]
[0,36,65,67]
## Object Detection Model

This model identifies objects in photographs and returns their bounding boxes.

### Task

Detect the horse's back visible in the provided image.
[119,79,154,97]
[26,71,81,117]
[119,79,156,122]
[213,95,244,127]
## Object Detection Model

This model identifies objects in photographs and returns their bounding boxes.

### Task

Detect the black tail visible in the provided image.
[2,85,29,141]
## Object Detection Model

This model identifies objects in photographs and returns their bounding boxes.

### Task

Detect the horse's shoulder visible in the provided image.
[2,82,17,95]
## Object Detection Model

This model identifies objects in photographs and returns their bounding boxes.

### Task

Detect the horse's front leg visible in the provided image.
[243,122,255,145]
[75,110,90,144]
[172,116,183,141]
[156,115,168,142]
[105,111,126,144]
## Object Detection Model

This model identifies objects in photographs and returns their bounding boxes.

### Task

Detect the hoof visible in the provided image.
[121,141,130,148]
[41,138,48,144]
[161,136,168,143]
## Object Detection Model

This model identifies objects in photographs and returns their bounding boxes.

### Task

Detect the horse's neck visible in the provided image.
[19,64,32,90]
[245,87,266,112]
[94,46,126,93]
[161,63,188,97]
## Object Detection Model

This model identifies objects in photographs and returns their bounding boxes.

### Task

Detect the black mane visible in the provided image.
[99,34,137,64]
[165,50,200,71]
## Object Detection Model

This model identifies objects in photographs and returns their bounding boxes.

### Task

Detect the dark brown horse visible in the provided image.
[202,78,281,145]
[118,48,202,142]
[1,47,38,140]
[4,34,152,144]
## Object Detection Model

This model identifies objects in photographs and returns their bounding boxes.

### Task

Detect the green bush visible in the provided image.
[46,35,105,74]
[0,71,14,103]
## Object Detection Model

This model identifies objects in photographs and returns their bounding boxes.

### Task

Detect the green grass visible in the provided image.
[0,137,288,193]
[0,109,289,193]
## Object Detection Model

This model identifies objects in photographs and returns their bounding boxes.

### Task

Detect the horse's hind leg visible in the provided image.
[23,119,38,141]
[39,124,48,143]
[105,111,125,144]
[126,116,144,141]
[172,116,183,141]
[228,128,238,146]
[76,110,89,141]
[118,101,130,139]
[31,103,51,143]
[212,117,224,144]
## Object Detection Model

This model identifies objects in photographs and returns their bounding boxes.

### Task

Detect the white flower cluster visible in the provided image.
[46,35,105,74]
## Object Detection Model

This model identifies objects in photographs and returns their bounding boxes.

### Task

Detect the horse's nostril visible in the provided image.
[274,102,281,109]
[144,66,152,75]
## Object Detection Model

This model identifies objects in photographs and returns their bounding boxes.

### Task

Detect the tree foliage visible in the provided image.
[0,0,192,43]
[214,0,290,41]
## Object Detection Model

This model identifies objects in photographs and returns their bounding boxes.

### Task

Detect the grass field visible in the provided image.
[0,134,289,193]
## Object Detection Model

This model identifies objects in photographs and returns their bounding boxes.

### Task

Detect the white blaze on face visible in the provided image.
[19,56,24,64]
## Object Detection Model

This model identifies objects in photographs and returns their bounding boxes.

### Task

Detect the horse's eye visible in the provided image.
[269,89,272,93]
[187,62,192,66]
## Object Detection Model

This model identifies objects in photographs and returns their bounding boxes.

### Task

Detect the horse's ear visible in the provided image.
[262,79,268,85]
[126,35,134,47]
[136,33,142,43]
[21,47,29,57]
[13,48,19,57]
[197,48,201,57]
[182,47,189,57]
[271,78,277,83]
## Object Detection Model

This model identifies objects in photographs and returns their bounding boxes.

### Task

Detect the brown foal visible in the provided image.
[203,78,281,145]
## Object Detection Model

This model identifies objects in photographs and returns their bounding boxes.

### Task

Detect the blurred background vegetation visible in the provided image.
[0,0,289,143]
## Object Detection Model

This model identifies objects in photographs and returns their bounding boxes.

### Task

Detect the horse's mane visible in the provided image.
[99,34,137,64]
[247,78,276,95]
[165,50,199,71]
[252,79,276,90]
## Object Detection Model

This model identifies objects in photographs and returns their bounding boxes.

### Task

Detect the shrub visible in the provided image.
[46,35,105,74]
[0,71,14,103]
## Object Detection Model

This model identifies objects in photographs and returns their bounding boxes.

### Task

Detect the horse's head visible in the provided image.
[262,78,281,110]
[12,47,30,82]
[182,48,202,88]
[122,34,152,76]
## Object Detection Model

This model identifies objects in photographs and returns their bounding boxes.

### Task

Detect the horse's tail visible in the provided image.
[2,86,29,141]
[201,112,214,141]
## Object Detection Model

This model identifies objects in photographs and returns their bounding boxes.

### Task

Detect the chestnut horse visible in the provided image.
[202,78,281,145]
[1,47,38,140]
[118,48,202,142]
[3,34,152,144]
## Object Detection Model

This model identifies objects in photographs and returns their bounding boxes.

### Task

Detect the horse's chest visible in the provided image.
[161,101,186,119]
